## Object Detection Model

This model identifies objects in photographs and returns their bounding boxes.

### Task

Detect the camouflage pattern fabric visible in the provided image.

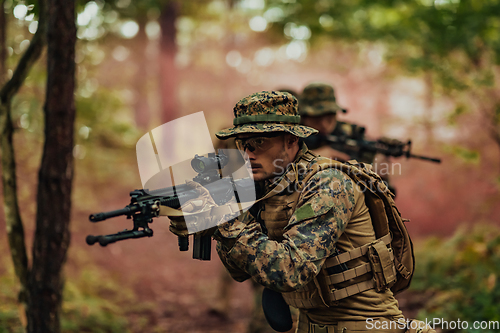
[299,82,344,117]
[213,145,356,291]
[216,91,318,139]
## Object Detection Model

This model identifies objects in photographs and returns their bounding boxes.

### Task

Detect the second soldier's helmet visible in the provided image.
[299,82,346,117]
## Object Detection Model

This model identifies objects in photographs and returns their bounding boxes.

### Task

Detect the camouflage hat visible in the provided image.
[216,91,318,139]
[299,82,345,117]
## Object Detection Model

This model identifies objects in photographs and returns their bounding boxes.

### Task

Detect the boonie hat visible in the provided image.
[299,82,346,117]
[216,91,318,139]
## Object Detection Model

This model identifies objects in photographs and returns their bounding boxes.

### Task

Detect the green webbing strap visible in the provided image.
[233,114,300,125]
[326,262,372,285]
[324,233,392,267]
[373,241,397,285]
[330,278,375,301]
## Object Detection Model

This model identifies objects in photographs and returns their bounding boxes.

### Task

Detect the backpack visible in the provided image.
[322,158,415,295]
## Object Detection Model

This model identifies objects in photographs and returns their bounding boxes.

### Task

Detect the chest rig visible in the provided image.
[251,150,316,241]
[256,151,414,309]
[259,185,301,241]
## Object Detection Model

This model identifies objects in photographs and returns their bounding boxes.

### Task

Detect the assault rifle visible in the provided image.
[305,121,441,164]
[325,135,441,163]
[86,152,254,260]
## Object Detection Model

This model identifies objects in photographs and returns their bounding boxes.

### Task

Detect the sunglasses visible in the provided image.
[235,133,284,153]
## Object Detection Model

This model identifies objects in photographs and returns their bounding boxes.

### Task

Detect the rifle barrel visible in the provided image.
[89,205,138,222]
[89,192,182,223]
[408,154,441,163]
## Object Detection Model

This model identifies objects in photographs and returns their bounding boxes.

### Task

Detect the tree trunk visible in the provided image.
[27,0,76,331]
[0,4,30,314]
[132,18,151,129]
[1,0,6,86]
[159,0,178,124]
[423,69,434,144]
[1,0,47,325]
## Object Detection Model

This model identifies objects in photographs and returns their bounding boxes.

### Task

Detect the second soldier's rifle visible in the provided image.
[86,152,254,260]
[325,134,442,163]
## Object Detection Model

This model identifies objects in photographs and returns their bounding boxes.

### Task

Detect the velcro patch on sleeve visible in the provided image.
[293,203,315,222]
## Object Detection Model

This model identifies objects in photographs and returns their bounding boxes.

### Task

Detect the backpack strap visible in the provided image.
[325,249,394,285]
[329,279,376,302]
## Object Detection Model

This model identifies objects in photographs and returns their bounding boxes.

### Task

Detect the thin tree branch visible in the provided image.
[0,0,7,86]
[0,0,46,316]
[0,1,46,103]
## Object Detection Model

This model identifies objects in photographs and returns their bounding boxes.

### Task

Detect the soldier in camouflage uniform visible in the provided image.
[299,83,351,162]
[168,91,433,333]
[300,82,398,196]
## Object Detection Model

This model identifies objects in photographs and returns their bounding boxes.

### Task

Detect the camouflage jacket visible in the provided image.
[213,143,356,292]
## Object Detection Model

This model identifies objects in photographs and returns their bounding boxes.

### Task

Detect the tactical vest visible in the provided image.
[259,151,414,309]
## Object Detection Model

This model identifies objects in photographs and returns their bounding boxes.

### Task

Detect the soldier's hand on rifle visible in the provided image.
[377,137,405,147]
[168,215,190,237]
[213,216,261,251]
[162,181,218,237]
[377,137,407,157]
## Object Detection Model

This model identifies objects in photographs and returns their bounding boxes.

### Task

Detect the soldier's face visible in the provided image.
[236,133,298,181]
[301,114,337,135]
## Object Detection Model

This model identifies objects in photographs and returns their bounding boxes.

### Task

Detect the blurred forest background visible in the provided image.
[1,0,500,332]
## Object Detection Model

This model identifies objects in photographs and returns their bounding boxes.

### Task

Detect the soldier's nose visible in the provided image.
[243,143,256,153]
[245,147,256,158]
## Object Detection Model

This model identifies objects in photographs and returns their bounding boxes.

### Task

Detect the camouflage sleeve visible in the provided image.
[222,169,356,292]
[214,212,255,282]
[216,241,252,282]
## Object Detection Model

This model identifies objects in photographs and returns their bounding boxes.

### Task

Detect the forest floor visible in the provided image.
[79,224,425,333]
[0,193,427,333]
[71,201,427,333]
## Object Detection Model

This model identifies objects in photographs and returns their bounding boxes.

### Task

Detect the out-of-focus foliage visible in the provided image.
[442,145,480,164]
[260,0,500,79]
[0,242,136,333]
[4,0,145,188]
[0,266,24,333]
[254,0,500,168]
[411,225,500,331]
[61,249,135,333]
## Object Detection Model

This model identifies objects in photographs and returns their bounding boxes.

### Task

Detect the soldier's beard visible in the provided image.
[264,151,294,182]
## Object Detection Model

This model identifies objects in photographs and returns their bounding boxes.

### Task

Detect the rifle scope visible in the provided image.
[191,153,228,173]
